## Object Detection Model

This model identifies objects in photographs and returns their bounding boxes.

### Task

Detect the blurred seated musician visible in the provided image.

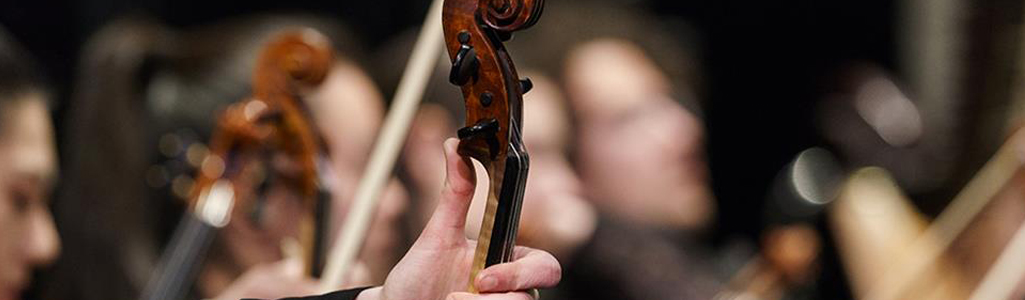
[516,74,718,300]
[402,71,718,300]
[47,17,406,300]
[563,38,714,232]
[0,28,61,300]
[0,19,559,300]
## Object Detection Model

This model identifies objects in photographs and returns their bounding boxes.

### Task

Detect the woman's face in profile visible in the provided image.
[565,39,714,229]
[0,94,59,300]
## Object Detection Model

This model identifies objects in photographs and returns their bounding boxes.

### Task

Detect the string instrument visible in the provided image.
[442,0,544,291]
[319,0,544,290]
[831,128,1025,300]
[140,30,333,300]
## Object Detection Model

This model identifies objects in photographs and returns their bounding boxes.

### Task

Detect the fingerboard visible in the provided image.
[139,213,218,300]
[469,138,529,292]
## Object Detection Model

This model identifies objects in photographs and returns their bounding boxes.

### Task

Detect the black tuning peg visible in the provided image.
[450,32,479,86]
[458,118,501,158]
[519,78,533,94]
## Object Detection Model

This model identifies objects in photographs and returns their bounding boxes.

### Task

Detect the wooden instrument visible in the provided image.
[140,30,333,300]
[830,167,969,300]
[850,128,1025,300]
[441,0,544,291]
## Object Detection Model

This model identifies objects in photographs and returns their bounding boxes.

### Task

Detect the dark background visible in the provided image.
[1,1,898,298]
[0,0,895,237]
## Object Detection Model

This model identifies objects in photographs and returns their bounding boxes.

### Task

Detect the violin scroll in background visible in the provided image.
[141,29,334,300]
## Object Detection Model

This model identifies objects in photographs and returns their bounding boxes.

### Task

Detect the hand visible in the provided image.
[357,138,562,300]
[210,256,372,300]
[210,257,319,300]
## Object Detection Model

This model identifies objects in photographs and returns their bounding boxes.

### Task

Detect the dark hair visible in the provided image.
[0,26,50,120]
[507,0,704,116]
[0,27,45,92]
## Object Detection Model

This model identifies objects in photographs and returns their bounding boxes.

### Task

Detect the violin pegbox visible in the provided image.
[443,0,543,162]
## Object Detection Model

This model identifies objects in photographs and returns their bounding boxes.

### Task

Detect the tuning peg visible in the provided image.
[450,34,479,86]
[458,118,501,158]
[519,78,533,94]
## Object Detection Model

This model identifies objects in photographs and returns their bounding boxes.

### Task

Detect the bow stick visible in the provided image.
[319,0,447,290]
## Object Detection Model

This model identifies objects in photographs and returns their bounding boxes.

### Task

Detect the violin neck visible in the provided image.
[139,212,218,300]
[470,142,530,291]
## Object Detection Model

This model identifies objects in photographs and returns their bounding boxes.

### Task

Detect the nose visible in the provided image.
[646,103,702,158]
[23,205,60,267]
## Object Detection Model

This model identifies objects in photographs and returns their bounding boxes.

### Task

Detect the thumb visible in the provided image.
[420,138,477,243]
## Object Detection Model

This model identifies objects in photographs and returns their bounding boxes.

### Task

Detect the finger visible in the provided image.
[422,138,477,239]
[475,247,561,292]
[447,292,534,300]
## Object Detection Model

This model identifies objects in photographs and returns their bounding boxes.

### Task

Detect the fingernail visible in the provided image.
[478,275,498,291]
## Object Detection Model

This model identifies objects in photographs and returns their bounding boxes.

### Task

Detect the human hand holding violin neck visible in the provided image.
[354,139,560,300]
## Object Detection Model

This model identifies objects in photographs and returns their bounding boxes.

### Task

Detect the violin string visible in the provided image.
[143,212,212,300]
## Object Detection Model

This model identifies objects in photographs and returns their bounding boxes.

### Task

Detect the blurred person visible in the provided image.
[402,104,453,235]
[492,0,713,233]
[401,71,720,300]
[0,20,560,300]
[307,56,411,288]
[563,38,714,232]
[435,1,717,296]
[518,74,720,300]
[385,2,724,298]
[45,16,409,300]
[23,14,559,300]
[0,27,60,300]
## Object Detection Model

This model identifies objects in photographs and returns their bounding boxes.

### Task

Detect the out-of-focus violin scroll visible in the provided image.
[140,30,333,300]
[442,0,544,293]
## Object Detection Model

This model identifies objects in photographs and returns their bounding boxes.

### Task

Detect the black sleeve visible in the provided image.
[559,218,720,300]
[243,286,374,300]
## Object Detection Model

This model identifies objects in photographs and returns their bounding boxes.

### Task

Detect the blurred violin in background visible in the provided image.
[140,30,334,300]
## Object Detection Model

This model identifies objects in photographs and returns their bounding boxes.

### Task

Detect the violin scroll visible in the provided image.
[483,0,545,34]
[443,0,543,293]
[248,29,333,202]
[253,29,333,94]
[143,29,335,300]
